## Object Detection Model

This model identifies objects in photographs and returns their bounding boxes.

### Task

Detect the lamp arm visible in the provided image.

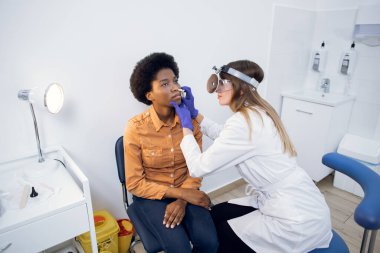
[29,103,45,163]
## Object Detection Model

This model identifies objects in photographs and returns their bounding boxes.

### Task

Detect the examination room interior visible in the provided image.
[1,0,380,252]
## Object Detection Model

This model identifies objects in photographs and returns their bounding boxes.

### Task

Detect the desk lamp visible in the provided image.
[17,83,64,178]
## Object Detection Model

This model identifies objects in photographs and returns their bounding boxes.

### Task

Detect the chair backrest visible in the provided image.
[114,136,163,252]
[115,136,125,184]
[115,136,129,208]
[322,152,380,230]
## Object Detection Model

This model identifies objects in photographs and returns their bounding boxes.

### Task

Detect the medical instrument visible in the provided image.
[30,187,38,198]
[207,65,259,93]
[178,88,187,98]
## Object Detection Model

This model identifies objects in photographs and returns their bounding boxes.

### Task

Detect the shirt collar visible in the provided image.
[149,105,180,132]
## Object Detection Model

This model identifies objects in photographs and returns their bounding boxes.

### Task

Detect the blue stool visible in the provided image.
[309,230,348,253]
[310,152,380,253]
[115,136,163,253]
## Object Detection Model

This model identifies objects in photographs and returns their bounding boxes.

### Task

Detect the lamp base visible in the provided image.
[23,158,61,180]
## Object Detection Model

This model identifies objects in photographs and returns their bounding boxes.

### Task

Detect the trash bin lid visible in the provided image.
[78,210,120,243]
[338,133,380,164]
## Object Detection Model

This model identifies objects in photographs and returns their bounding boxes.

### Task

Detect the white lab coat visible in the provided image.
[180,108,332,253]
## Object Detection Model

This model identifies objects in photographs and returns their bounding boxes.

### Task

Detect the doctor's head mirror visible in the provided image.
[206,65,261,94]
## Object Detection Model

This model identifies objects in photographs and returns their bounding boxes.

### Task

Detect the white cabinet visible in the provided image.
[281,96,354,182]
[0,147,98,253]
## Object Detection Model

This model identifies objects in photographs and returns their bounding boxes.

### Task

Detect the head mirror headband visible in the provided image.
[207,65,260,93]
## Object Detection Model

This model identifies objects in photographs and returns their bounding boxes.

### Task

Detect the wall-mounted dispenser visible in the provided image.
[353,4,380,47]
[340,42,357,75]
[312,41,327,72]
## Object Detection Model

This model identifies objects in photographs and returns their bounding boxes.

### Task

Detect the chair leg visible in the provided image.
[360,229,369,253]
[367,230,378,253]
[129,237,143,253]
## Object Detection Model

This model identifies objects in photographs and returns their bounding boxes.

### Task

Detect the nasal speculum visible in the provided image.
[178,88,187,98]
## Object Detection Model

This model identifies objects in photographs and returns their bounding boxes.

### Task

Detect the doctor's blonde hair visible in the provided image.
[221,60,297,157]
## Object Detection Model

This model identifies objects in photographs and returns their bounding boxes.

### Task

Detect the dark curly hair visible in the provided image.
[130,52,179,105]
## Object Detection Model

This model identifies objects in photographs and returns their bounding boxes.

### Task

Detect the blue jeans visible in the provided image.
[133,196,219,253]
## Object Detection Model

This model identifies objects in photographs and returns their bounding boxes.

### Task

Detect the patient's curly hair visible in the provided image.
[130,52,179,105]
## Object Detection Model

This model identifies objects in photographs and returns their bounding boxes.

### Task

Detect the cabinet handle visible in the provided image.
[296,109,313,115]
[0,243,12,252]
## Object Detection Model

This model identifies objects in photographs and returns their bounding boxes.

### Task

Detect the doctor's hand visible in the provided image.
[181,86,199,119]
[180,188,211,209]
[170,101,193,131]
[163,199,187,229]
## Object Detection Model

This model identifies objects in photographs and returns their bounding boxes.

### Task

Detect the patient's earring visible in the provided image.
[244,101,249,107]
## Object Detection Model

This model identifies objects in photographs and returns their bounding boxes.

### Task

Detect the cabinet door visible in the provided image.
[281,98,333,181]
[0,205,89,253]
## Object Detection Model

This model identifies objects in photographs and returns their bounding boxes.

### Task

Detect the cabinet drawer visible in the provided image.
[281,98,333,140]
[281,97,333,118]
[0,204,89,253]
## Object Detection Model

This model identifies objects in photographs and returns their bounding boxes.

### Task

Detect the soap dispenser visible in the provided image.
[340,42,356,75]
[312,41,327,72]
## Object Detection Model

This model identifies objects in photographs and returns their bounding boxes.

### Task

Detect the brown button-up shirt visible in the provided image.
[124,106,202,200]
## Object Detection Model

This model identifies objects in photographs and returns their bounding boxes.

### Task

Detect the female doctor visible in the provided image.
[170,60,332,253]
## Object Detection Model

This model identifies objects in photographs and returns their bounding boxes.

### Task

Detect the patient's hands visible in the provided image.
[180,188,211,209]
[164,187,211,209]
[163,199,187,229]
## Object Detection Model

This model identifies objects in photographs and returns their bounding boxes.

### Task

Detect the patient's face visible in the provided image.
[149,68,182,106]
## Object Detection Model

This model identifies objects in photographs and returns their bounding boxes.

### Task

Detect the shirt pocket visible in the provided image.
[174,147,185,164]
[142,147,172,168]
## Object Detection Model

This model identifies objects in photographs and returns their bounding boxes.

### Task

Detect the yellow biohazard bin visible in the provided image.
[77,210,120,253]
[117,219,134,253]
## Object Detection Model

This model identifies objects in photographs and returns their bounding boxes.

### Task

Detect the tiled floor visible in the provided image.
[131,175,380,253]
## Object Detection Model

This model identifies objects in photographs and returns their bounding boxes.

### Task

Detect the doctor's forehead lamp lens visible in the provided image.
[207,65,260,93]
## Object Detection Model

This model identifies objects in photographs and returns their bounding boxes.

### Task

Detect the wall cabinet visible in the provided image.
[281,96,354,182]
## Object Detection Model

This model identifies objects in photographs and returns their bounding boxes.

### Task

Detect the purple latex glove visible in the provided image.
[181,86,199,119]
[170,101,194,131]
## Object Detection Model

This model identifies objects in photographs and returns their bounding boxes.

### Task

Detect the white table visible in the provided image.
[0,146,97,253]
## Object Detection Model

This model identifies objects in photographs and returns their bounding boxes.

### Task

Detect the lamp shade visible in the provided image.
[18,83,64,113]
[44,83,64,113]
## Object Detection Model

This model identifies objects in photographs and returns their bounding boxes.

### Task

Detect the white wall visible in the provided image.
[305,8,358,93]
[266,5,316,112]
[307,5,380,141]
[267,0,380,142]
[0,0,276,218]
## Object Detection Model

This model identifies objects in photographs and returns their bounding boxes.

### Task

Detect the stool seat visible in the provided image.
[309,230,349,253]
